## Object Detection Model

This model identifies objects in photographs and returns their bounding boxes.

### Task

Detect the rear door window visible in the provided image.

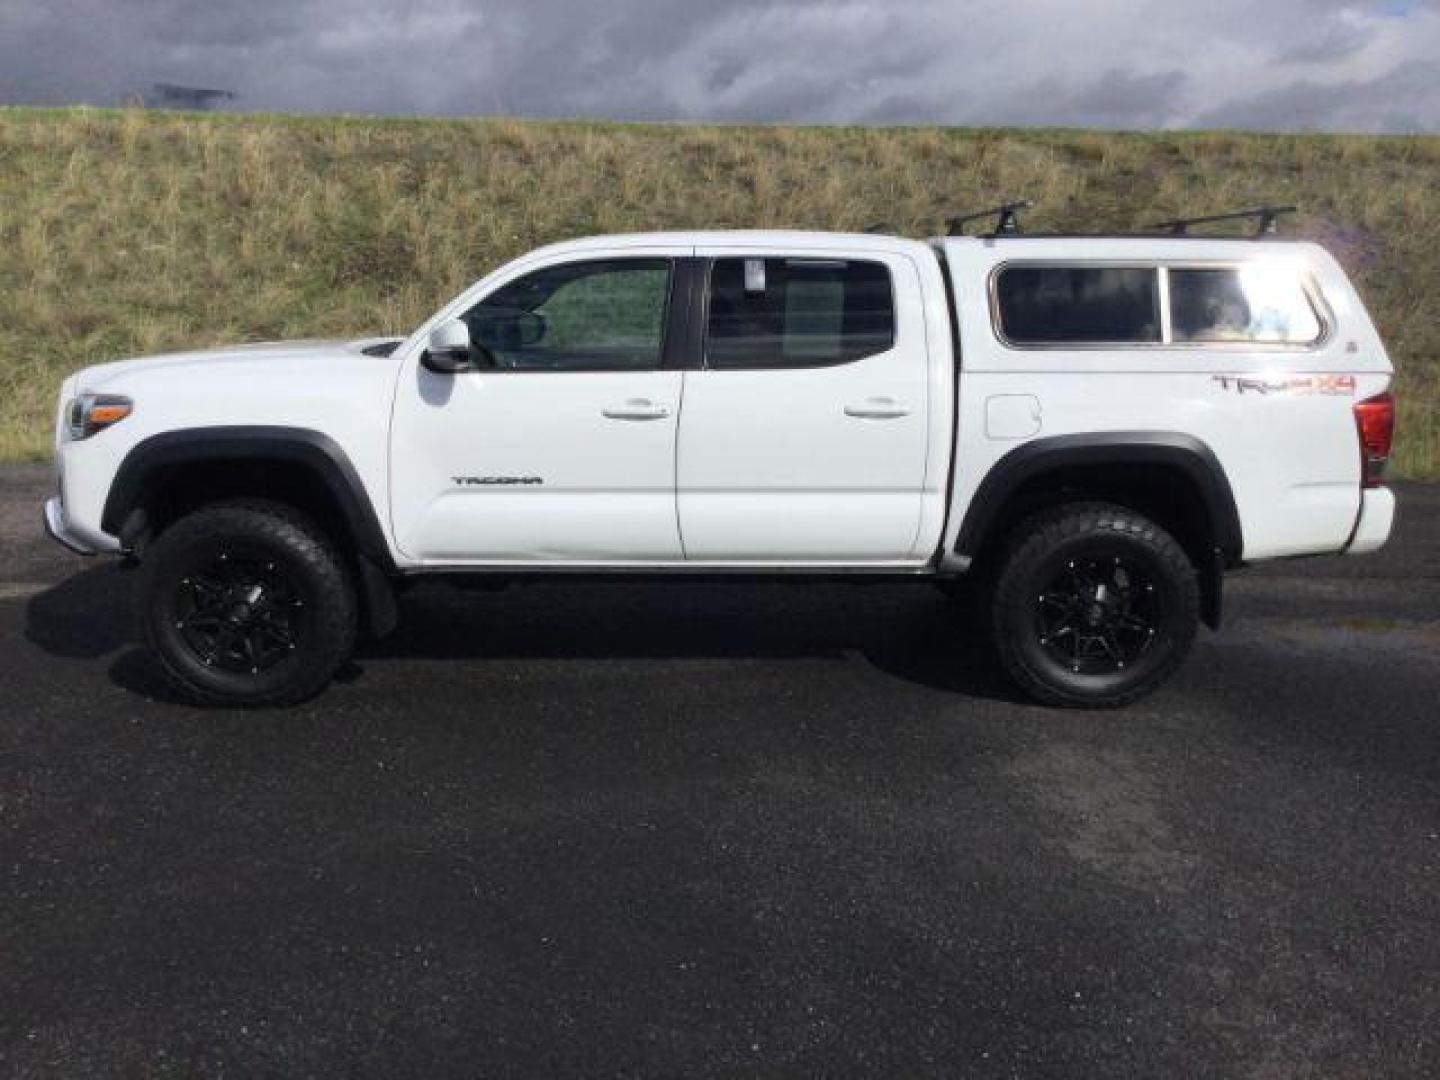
[706,258,895,369]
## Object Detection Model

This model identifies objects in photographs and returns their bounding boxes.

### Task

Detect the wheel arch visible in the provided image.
[955,432,1242,628]
[102,426,398,634]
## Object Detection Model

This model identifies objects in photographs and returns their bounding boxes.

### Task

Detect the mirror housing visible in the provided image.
[422,318,474,374]
[515,310,547,347]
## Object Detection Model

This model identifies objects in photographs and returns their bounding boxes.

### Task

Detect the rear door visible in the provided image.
[677,247,933,562]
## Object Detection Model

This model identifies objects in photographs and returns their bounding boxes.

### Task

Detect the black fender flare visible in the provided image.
[954,432,1242,627]
[102,426,398,634]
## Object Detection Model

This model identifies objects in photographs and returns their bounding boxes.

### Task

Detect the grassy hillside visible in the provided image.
[1,107,1436,473]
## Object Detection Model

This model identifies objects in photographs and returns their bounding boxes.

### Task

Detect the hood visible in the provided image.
[73,336,404,391]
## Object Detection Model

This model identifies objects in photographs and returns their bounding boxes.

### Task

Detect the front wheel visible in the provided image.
[990,502,1199,708]
[138,501,358,706]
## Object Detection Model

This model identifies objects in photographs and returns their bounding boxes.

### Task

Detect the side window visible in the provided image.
[706,258,895,370]
[463,259,672,371]
[995,266,1161,345]
[1169,266,1322,345]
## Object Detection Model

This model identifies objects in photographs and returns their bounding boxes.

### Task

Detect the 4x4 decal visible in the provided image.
[1212,374,1356,397]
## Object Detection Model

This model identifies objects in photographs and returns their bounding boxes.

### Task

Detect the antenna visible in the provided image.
[947,200,1033,237]
[1150,205,1297,238]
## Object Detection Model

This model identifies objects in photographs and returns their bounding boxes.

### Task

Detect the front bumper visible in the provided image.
[43,497,99,556]
[1345,487,1396,556]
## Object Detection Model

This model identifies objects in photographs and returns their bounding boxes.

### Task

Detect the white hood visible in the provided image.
[73,337,402,392]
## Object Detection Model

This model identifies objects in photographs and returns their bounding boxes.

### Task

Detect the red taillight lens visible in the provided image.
[1353,390,1395,488]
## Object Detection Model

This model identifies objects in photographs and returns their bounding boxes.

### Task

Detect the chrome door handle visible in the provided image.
[844,397,911,419]
[602,398,671,421]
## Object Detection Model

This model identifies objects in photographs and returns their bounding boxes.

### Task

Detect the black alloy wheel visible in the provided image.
[1034,554,1160,676]
[171,547,307,675]
[139,501,358,706]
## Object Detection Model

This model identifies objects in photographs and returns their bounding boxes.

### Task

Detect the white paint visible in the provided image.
[676,237,949,561]
[985,394,1043,440]
[1347,487,1396,556]
[48,230,1396,573]
[935,235,1395,563]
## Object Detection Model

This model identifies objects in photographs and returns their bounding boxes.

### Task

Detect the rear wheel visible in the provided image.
[139,501,358,706]
[990,502,1199,708]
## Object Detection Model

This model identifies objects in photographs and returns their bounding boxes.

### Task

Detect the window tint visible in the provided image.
[1169,266,1321,344]
[706,258,895,369]
[995,266,1161,345]
[463,259,671,371]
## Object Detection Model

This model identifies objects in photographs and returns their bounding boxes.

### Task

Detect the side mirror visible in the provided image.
[422,318,474,374]
[515,310,547,347]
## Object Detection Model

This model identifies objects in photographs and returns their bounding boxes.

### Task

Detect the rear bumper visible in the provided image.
[1345,487,1396,555]
[43,497,99,556]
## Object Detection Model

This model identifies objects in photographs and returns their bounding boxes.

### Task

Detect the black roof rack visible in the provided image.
[947,200,1032,237]
[1150,205,1297,237]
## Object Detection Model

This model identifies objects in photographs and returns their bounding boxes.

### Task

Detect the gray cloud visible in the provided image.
[0,0,1437,131]
[1276,18,1378,65]
[1195,59,1440,131]
[1067,69,1188,128]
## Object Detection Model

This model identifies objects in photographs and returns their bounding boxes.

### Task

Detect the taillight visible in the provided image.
[1353,390,1394,488]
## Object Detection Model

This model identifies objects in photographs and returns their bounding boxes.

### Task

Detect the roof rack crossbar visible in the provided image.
[1150,205,1297,237]
[947,200,1033,237]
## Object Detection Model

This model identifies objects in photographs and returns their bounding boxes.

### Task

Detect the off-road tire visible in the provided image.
[991,501,1199,708]
[138,500,358,707]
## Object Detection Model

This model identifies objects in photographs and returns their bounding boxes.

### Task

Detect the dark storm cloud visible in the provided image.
[0,0,1436,131]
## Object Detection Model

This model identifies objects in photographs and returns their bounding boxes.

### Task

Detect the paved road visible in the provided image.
[2,464,1438,1078]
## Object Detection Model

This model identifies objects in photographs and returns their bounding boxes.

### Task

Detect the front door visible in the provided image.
[677,249,933,562]
[391,253,689,563]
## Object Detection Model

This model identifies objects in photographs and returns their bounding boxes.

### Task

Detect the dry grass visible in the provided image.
[1,107,1436,473]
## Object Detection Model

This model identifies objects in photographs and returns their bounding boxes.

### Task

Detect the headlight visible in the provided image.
[66,393,133,440]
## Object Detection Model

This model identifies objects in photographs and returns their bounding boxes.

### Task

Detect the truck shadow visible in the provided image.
[24,564,135,660]
[24,570,1020,705]
[373,579,1017,699]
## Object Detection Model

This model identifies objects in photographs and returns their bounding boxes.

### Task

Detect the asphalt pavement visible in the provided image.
[2,463,1438,1078]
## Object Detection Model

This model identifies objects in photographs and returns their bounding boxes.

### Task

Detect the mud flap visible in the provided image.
[356,555,399,639]
[1199,547,1224,631]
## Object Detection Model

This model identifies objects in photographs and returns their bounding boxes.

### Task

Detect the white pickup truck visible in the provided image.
[45,209,1398,708]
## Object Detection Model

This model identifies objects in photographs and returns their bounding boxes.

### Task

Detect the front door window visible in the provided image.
[463,259,673,371]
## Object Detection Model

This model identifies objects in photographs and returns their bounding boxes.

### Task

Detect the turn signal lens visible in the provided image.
[1352,390,1395,489]
[66,394,133,440]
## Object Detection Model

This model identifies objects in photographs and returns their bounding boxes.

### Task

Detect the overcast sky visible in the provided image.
[1,0,1437,131]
